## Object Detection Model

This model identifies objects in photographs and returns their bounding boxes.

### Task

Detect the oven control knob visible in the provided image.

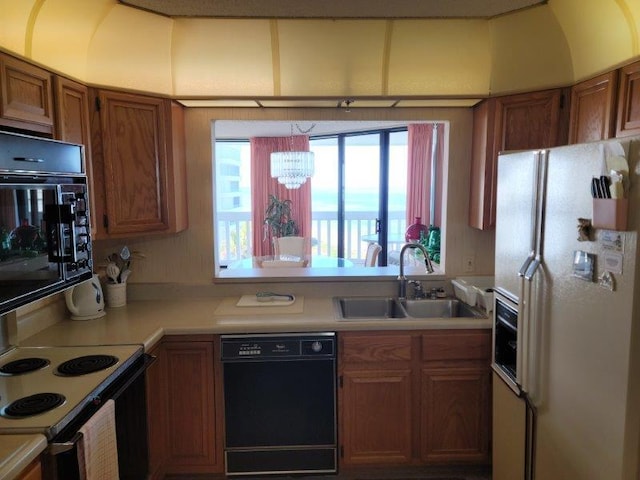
[311,341,322,353]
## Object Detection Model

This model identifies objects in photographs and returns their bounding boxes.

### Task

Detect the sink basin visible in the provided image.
[334,296,486,320]
[334,297,407,319]
[401,299,484,318]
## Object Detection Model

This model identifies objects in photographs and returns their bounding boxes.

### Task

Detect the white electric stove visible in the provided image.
[0,344,143,439]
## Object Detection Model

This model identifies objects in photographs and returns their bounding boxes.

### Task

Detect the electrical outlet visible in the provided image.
[464,255,475,272]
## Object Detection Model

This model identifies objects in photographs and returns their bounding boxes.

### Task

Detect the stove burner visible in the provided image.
[0,357,50,375]
[3,393,65,418]
[57,354,118,376]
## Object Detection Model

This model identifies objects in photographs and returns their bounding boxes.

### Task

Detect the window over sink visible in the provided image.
[213,120,446,279]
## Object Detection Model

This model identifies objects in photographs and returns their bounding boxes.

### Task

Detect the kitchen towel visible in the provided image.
[77,399,120,480]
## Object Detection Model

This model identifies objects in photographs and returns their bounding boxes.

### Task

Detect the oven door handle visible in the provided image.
[110,353,155,401]
[47,432,83,456]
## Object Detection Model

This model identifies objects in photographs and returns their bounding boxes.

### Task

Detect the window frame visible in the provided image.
[213,121,443,279]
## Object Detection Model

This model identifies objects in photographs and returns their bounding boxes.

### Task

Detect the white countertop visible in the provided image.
[0,434,47,480]
[4,295,490,474]
[20,296,491,350]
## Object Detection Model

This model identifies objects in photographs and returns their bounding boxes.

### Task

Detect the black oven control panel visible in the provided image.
[221,333,335,360]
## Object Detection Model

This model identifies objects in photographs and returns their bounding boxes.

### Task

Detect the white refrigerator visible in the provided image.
[492,137,640,480]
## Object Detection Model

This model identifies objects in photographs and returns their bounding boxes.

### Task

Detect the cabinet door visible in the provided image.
[495,89,564,152]
[54,76,97,232]
[469,89,567,230]
[91,90,187,237]
[0,54,53,134]
[616,60,640,137]
[469,99,498,230]
[339,332,414,466]
[341,369,413,465]
[163,339,223,475]
[420,330,491,464]
[16,458,42,480]
[420,367,490,464]
[569,71,617,143]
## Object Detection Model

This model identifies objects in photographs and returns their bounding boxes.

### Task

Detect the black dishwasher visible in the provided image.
[221,332,337,476]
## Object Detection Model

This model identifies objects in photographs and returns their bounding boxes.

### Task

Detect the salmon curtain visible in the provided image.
[250,135,312,257]
[406,123,444,228]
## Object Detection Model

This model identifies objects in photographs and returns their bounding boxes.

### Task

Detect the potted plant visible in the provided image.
[264,194,299,238]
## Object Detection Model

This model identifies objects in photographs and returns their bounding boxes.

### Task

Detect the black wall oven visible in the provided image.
[221,332,337,476]
[0,131,92,314]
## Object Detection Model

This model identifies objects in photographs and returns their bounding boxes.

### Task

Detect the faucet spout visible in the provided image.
[398,242,434,299]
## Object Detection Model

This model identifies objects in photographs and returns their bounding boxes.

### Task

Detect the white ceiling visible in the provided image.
[120,0,547,19]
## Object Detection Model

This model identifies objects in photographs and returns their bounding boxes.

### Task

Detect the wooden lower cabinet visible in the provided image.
[420,330,491,464]
[420,367,490,463]
[16,458,41,480]
[338,330,491,468]
[341,369,413,464]
[146,335,224,477]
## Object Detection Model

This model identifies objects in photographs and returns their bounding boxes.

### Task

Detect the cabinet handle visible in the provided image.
[13,157,44,163]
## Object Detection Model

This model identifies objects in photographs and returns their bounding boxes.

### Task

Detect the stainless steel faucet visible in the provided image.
[398,242,434,299]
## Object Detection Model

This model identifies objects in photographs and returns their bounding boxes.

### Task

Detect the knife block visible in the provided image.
[592,198,628,230]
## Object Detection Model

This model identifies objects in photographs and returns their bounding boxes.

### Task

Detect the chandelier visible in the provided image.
[270,124,315,189]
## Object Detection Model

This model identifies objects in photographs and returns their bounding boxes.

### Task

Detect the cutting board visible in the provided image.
[236,294,295,307]
[214,295,304,315]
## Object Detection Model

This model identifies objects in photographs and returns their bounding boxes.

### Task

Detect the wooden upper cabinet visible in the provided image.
[494,89,565,151]
[569,71,618,144]
[616,60,640,137]
[54,76,97,233]
[0,53,54,134]
[90,89,188,238]
[54,76,91,145]
[469,88,567,230]
[469,100,498,230]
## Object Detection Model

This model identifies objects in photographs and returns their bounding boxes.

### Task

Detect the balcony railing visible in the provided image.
[216,211,406,266]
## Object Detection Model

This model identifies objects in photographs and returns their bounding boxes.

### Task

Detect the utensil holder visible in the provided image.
[592,198,628,231]
[105,283,127,308]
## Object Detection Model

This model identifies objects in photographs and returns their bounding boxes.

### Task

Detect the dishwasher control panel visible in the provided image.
[221,333,335,360]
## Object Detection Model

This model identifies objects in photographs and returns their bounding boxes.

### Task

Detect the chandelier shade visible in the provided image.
[270,151,315,189]
[270,124,316,189]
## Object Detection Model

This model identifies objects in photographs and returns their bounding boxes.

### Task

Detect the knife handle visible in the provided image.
[600,176,611,198]
[591,177,603,198]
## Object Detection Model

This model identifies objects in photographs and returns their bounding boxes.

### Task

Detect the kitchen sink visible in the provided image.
[334,297,407,319]
[401,299,485,318]
[334,296,485,320]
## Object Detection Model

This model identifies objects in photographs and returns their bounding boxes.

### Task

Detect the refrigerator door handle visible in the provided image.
[524,257,541,280]
[518,276,530,392]
[525,151,548,282]
[518,253,535,277]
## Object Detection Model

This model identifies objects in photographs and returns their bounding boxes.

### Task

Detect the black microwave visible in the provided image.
[0,131,93,315]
